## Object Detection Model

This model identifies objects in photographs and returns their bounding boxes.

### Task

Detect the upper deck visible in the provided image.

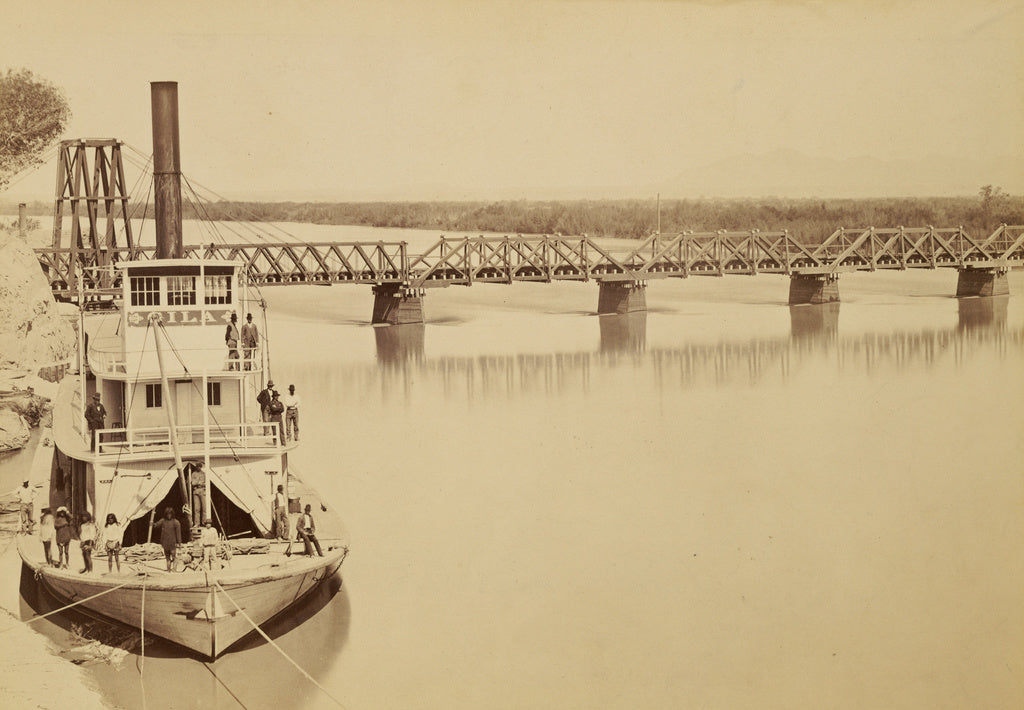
[88,258,260,380]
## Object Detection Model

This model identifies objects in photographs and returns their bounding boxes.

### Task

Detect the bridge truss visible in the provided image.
[35,225,1024,300]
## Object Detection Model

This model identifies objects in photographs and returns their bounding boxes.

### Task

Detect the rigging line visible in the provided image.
[179,177,273,304]
[139,572,148,710]
[180,178,266,246]
[101,319,153,520]
[154,322,271,515]
[0,580,134,633]
[200,662,251,710]
[180,176,310,245]
[0,144,61,189]
[122,174,154,246]
[213,581,348,709]
[181,178,231,247]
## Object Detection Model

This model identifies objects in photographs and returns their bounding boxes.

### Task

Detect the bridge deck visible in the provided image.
[35,226,1024,299]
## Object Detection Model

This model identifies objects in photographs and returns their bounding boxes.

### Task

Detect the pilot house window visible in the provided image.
[167,276,197,306]
[130,276,160,306]
[204,275,232,305]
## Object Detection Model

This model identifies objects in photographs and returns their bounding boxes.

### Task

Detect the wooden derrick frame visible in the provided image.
[51,140,135,292]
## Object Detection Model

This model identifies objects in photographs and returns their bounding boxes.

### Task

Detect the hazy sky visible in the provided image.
[4,0,1023,200]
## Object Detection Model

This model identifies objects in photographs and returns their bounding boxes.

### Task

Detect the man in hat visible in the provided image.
[267,390,285,440]
[287,503,323,557]
[225,313,241,370]
[241,312,259,370]
[273,483,289,540]
[257,380,275,421]
[84,392,106,451]
[17,480,33,534]
[185,461,206,524]
[282,384,301,442]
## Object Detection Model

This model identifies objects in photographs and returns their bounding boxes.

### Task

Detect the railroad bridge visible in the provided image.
[31,138,1024,325]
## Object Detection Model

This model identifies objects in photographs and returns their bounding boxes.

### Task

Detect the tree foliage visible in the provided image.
[0,68,71,190]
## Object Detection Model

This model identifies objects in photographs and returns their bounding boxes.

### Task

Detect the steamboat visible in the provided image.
[17,82,348,658]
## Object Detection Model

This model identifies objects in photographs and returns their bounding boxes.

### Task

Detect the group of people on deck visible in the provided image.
[257,380,301,443]
[34,502,126,575]
[225,312,260,371]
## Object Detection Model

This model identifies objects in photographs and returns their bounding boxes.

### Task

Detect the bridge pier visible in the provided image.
[956,267,1009,298]
[788,273,839,305]
[597,280,647,314]
[371,285,424,325]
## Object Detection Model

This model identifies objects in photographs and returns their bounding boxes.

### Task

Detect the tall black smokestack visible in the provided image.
[151,82,183,259]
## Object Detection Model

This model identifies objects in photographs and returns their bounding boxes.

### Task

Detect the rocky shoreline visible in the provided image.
[0,231,111,707]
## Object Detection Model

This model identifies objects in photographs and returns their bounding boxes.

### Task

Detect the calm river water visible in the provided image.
[12,222,1024,709]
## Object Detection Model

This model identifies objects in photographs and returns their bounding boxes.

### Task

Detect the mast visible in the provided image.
[149,314,193,533]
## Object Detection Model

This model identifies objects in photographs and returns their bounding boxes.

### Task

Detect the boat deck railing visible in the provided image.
[95,421,283,456]
[89,339,262,378]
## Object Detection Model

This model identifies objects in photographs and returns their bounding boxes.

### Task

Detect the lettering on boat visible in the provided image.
[126,309,233,327]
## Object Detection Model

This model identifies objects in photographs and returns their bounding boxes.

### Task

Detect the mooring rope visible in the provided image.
[213,581,347,709]
[0,579,134,633]
[139,572,148,710]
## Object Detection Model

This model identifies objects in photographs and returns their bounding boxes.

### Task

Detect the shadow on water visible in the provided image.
[18,562,351,709]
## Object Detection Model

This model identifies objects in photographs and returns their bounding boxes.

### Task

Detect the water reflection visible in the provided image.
[958,295,1008,333]
[350,303,1024,398]
[789,302,840,347]
[374,323,426,368]
[598,312,647,356]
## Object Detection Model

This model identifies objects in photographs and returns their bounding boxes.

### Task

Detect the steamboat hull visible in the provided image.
[22,544,346,657]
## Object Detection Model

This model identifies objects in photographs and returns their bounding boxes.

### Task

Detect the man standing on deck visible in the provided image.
[17,481,33,534]
[257,380,274,421]
[84,392,106,451]
[241,312,259,371]
[282,384,301,442]
[225,313,241,370]
[273,483,289,540]
[151,507,182,571]
[185,461,206,525]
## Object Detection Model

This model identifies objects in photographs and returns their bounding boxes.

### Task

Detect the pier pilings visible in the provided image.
[788,273,839,305]
[597,280,647,315]
[371,285,425,325]
[956,267,1009,298]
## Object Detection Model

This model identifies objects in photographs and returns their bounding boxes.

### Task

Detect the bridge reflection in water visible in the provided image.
[362,297,1019,399]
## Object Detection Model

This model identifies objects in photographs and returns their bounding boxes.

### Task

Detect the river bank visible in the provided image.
[0,487,109,709]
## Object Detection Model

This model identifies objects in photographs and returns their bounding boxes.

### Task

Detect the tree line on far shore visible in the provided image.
[4,187,1022,244]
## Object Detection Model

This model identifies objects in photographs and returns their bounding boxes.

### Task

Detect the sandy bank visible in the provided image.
[0,514,109,709]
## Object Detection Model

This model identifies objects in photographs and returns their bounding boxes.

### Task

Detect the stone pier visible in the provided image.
[597,280,647,315]
[788,273,839,305]
[955,267,1009,298]
[371,284,425,325]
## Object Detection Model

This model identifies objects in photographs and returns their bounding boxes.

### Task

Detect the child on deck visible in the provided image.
[78,513,97,574]
[39,508,55,565]
[54,507,72,569]
[103,514,124,573]
[200,519,219,570]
